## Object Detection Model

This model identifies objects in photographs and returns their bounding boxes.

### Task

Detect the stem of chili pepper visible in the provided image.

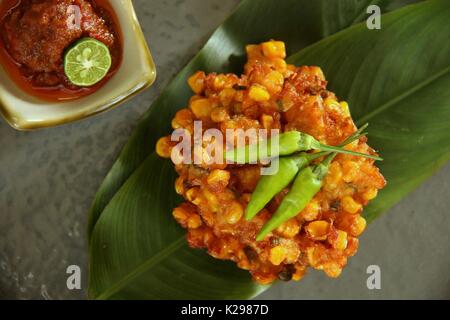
[310,143,381,161]
[337,123,368,146]
[245,127,367,221]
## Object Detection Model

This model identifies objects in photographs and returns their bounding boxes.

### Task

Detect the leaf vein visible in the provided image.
[95,237,186,300]
[357,65,450,125]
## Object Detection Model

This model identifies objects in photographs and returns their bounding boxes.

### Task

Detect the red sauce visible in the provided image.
[0,0,123,101]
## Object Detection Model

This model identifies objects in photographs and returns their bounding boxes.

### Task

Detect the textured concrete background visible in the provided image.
[0,0,449,300]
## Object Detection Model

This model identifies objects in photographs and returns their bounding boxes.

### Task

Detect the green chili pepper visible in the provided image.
[256,153,336,241]
[225,124,382,163]
[245,126,368,221]
[245,152,326,221]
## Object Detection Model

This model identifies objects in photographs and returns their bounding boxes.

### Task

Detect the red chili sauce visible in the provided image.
[0,0,122,101]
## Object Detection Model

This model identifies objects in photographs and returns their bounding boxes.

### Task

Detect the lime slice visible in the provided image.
[64,38,112,87]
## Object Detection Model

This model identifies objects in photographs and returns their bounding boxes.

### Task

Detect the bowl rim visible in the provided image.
[0,0,156,131]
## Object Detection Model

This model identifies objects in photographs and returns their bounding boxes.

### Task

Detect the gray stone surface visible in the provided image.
[0,0,448,300]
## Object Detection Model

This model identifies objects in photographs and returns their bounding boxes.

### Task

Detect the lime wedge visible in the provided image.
[64,38,112,87]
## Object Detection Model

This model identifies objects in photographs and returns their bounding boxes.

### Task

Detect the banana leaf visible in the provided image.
[88,0,449,300]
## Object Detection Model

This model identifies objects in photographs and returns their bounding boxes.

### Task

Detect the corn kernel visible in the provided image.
[210,106,230,123]
[300,199,321,221]
[285,246,301,264]
[342,161,359,182]
[262,41,286,59]
[190,98,214,119]
[269,246,288,266]
[187,214,202,229]
[292,267,306,281]
[207,169,230,188]
[363,188,378,201]
[248,85,270,102]
[306,247,320,267]
[224,201,244,224]
[324,161,343,192]
[305,221,330,241]
[171,118,180,130]
[171,108,194,129]
[334,230,348,250]
[186,188,201,205]
[345,236,359,256]
[172,206,188,223]
[219,88,236,107]
[340,101,351,117]
[260,114,274,130]
[323,262,342,278]
[189,95,202,103]
[213,75,227,90]
[202,189,219,212]
[342,196,362,214]
[267,70,284,85]
[263,70,284,93]
[276,219,301,238]
[175,177,184,195]
[273,58,287,72]
[156,137,172,158]
[187,71,205,94]
[324,97,340,109]
[351,216,367,236]
[246,44,261,58]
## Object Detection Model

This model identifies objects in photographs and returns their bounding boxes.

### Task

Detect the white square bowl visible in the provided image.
[0,0,156,130]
